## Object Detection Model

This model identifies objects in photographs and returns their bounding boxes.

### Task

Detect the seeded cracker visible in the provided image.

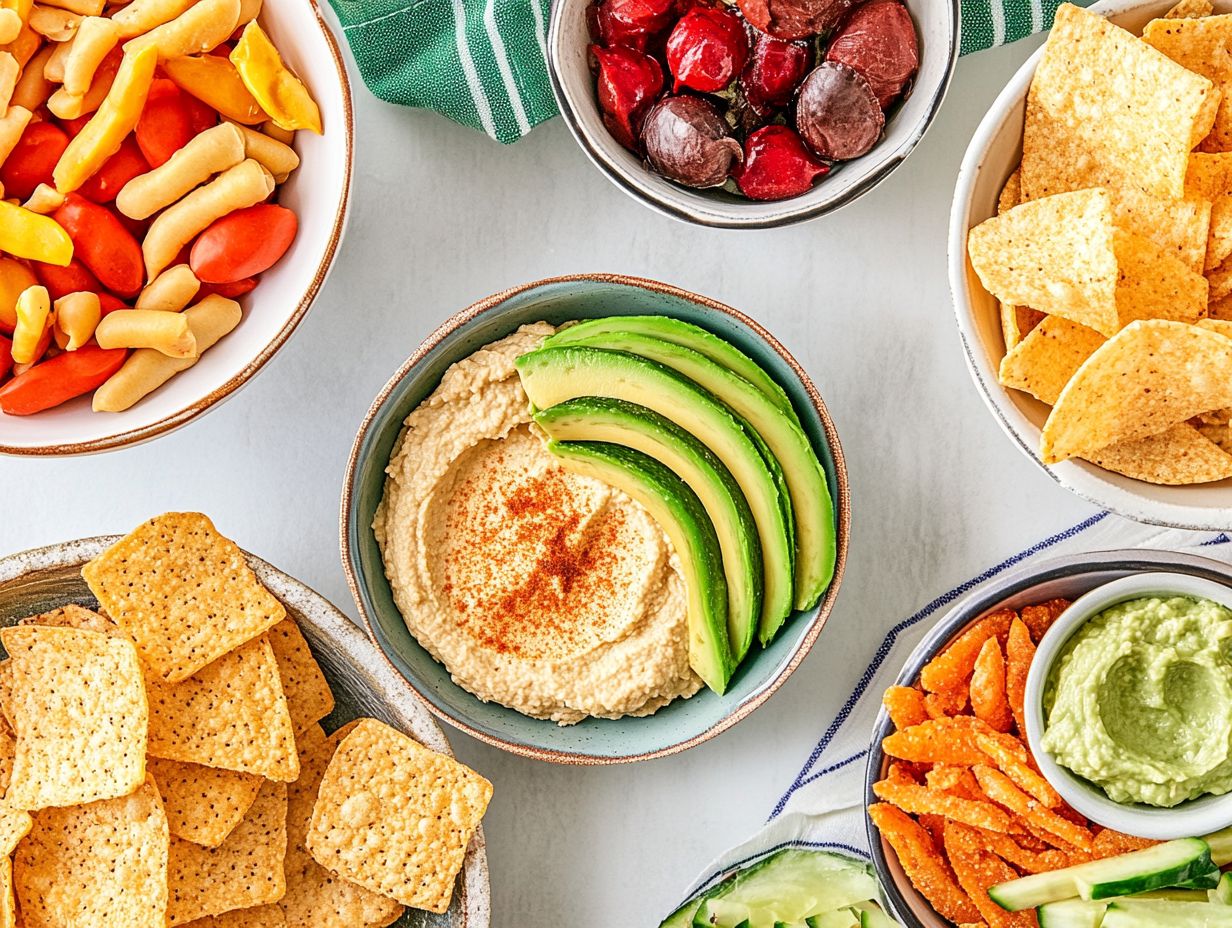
[147,757,263,848]
[166,778,288,925]
[2,625,147,809]
[14,776,169,928]
[146,635,299,782]
[306,718,492,913]
[1022,5,1217,202]
[182,906,286,928]
[82,512,286,683]
[267,619,335,734]
[281,724,404,928]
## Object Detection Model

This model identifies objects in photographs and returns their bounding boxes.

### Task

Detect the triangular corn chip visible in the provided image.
[1114,229,1209,326]
[1085,422,1232,484]
[1145,15,1232,152]
[999,316,1106,405]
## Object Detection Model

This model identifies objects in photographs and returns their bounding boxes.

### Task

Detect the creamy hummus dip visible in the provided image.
[1043,595,1232,807]
[374,323,701,724]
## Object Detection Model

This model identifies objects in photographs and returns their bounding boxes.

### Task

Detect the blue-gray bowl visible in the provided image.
[341,274,850,764]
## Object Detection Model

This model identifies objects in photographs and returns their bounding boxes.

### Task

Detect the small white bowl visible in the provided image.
[0,0,353,457]
[949,0,1232,530]
[547,0,958,228]
[1024,572,1232,841]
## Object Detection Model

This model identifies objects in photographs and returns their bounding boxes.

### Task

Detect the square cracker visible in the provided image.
[2,625,148,810]
[82,512,286,683]
[147,757,263,848]
[1022,4,1218,202]
[167,778,288,925]
[281,724,404,928]
[14,776,169,928]
[182,906,286,928]
[147,635,299,782]
[1144,15,1232,152]
[267,620,335,735]
[306,719,492,913]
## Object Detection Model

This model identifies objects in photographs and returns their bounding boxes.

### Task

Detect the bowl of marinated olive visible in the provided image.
[548,0,957,227]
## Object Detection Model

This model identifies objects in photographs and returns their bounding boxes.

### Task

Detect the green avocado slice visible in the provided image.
[517,345,794,637]
[535,397,762,665]
[545,440,734,694]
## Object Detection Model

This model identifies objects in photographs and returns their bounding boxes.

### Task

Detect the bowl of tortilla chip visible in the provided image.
[0,528,490,928]
[951,0,1232,529]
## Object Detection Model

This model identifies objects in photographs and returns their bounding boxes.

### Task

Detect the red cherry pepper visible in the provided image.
[0,345,128,415]
[665,6,748,93]
[198,277,258,300]
[191,204,297,283]
[78,136,151,205]
[733,124,828,200]
[52,194,145,298]
[592,44,664,150]
[135,79,197,168]
[742,32,813,115]
[33,259,103,301]
[0,122,69,201]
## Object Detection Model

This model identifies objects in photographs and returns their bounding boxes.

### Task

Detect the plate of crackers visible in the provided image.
[0,512,492,928]
[863,548,1232,928]
[951,0,1232,530]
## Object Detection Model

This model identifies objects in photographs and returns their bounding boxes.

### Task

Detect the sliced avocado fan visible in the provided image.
[545,440,735,694]
[543,328,835,623]
[535,397,762,665]
[516,345,794,637]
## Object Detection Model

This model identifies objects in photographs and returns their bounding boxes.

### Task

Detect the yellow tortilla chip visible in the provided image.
[0,729,13,797]
[14,776,169,928]
[1022,4,1217,201]
[82,512,286,683]
[268,620,335,735]
[1145,15,1232,152]
[968,189,1120,335]
[182,906,286,928]
[306,718,492,914]
[147,757,263,848]
[1212,294,1232,319]
[1209,259,1232,302]
[147,635,299,783]
[2,625,147,810]
[0,858,12,928]
[166,778,288,925]
[0,803,29,856]
[998,169,1022,214]
[1085,423,1232,484]
[1114,229,1210,326]
[1113,189,1210,275]
[1001,304,1046,352]
[281,724,404,928]
[1041,320,1232,462]
[999,316,1107,405]
[1166,0,1214,17]
[1188,152,1232,199]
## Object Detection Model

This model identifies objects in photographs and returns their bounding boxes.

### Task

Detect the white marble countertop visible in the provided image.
[3,28,1105,928]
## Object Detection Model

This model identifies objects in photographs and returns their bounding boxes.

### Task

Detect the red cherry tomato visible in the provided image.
[0,122,69,201]
[190,204,297,283]
[78,137,150,204]
[33,259,103,301]
[198,277,258,299]
[135,79,196,168]
[0,345,128,415]
[52,194,145,297]
[98,293,128,315]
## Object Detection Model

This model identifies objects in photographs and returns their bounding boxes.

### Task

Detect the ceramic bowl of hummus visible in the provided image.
[864,548,1232,928]
[341,273,849,764]
[1025,572,1232,841]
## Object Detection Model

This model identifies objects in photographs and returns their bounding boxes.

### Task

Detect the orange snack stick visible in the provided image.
[944,822,1039,928]
[975,733,1061,809]
[925,685,969,719]
[883,716,1016,766]
[1092,828,1158,859]
[869,803,982,925]
[972,765,1094,852]
[971,826,1070,875]
[920,610,1015,692]
[874,773,1019,834]
[1005,618,1034,736]
[884,685,928,730]
[970,638,1013,733]
[1019,599,1071,642]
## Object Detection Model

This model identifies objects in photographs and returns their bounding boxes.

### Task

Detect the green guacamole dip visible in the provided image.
[1043,595,1232,808]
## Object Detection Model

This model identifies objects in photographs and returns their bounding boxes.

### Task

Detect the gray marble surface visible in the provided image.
[3,27,1101,928]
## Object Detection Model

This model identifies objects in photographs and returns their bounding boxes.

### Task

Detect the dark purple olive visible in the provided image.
[795,61,885,160]
[826,0,919,108]
[737,0,851,41]
[640,95,743,188]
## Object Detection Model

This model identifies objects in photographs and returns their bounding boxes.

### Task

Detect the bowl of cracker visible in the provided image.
[0,512,491,927]
[951,0,1232,530]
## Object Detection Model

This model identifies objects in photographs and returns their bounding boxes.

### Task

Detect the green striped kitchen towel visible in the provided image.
[326,0,1074,144]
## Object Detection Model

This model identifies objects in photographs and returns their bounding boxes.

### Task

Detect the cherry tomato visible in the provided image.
[198,277,258,299]
[98,293,128,316]
[0,122,69,201]
[52,194,145,297]
[78,137,150,205]
[190,205,297,283]
[135,79,196,168]
[0,345,128,415]
[0,335,12,382]
[33,259,103,301]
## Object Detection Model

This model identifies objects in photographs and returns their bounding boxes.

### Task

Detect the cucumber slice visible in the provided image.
[1139,889,1217,901]
[1037,899,1107,928]
[1211,873,1232,906]
[850,901,899,928]
[1103,899,1232,927]
[1207,825,1232,867]
[802,911,860,928]
[990,839,1213,910]
[1173,866,1222,891]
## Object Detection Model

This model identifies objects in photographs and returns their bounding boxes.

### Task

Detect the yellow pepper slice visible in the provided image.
[53,44,157,193]
[0,201,73,265]
[230,22,321,134]
[163,54,267,125]
[12,285,50,365]
[0,256,36,331]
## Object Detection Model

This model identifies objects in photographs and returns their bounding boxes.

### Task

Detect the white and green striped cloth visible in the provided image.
[326,0,1077,144]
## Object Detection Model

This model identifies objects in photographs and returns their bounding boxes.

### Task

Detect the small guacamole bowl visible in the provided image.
[1025,572,1232,841]
[341,274,849,764]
